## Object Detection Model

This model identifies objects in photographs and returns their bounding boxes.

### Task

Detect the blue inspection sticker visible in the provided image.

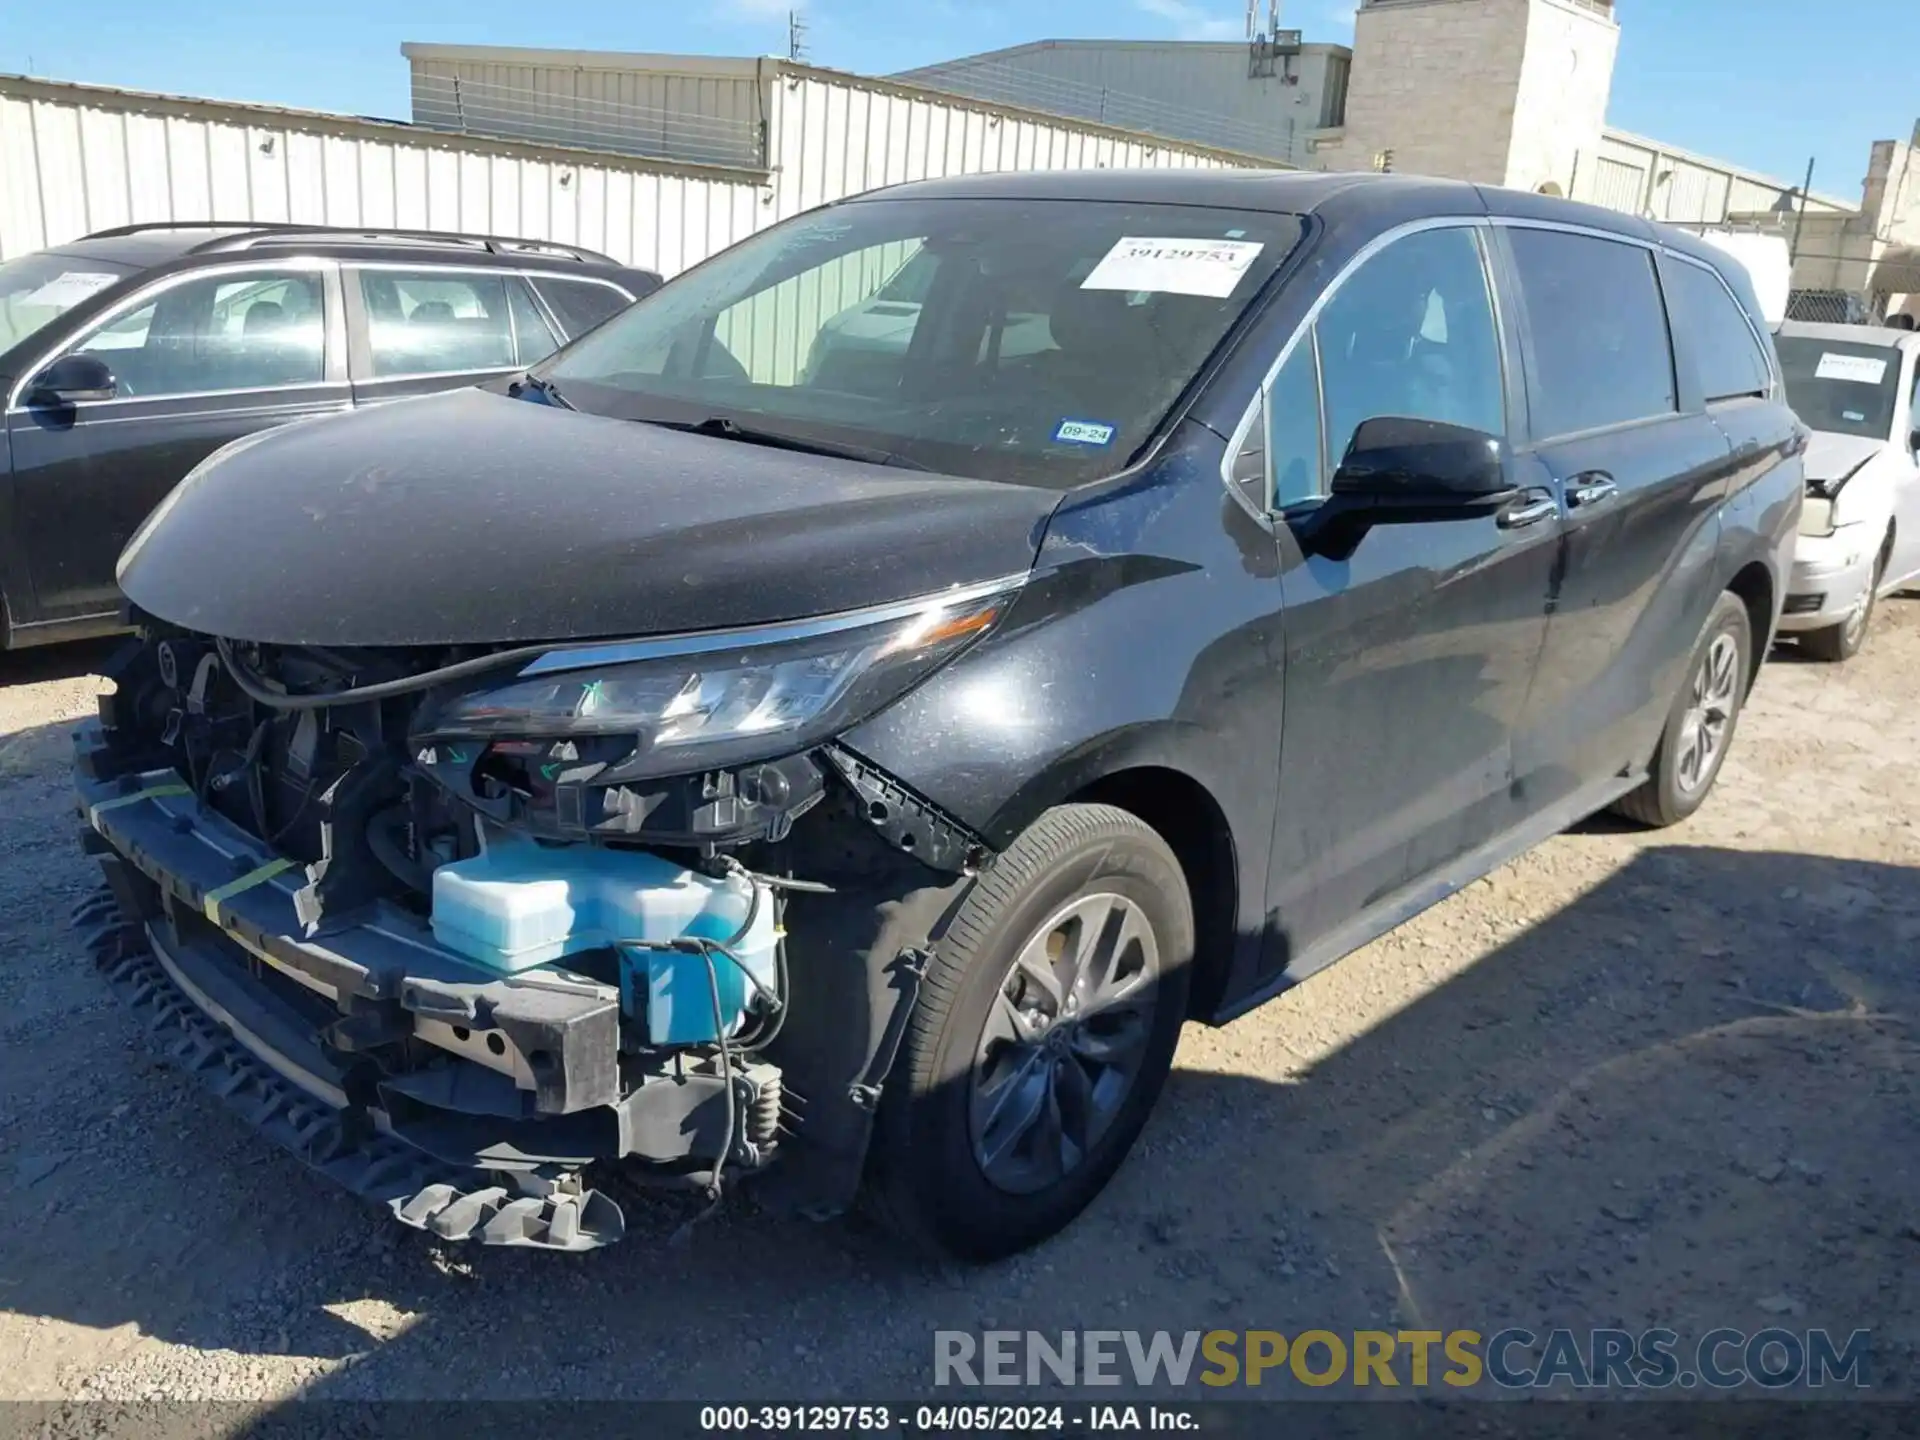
[1054,419,1117,447]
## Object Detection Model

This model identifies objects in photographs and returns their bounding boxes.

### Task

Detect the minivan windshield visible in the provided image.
[0,252,136,357]
[1777,335,1903,441]
[542,197,1304,485]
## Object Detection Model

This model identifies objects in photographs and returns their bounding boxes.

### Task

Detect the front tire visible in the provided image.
[1612,590,1752,828]
[869,803,1193,1260]
[1800,544,1886,663]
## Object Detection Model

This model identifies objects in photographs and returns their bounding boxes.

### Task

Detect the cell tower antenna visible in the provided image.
[788,9,809,62]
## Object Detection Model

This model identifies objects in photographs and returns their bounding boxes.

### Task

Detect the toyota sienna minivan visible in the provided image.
[71,171,1801,1260]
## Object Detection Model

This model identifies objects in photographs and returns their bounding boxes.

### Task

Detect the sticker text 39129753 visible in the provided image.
[1080,238,1266,299]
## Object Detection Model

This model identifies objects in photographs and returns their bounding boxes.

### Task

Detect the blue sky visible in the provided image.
[2,1,1913,203]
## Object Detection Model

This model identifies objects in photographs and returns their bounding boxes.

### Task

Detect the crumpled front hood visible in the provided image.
[1804,430,1888,489]
[117,388,1056,647]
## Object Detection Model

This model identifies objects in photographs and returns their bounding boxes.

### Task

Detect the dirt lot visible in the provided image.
[1,602,1916,1405]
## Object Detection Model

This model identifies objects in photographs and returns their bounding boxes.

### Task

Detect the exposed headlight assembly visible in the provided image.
[415,577,1022,780]
[1799,496,1835,538]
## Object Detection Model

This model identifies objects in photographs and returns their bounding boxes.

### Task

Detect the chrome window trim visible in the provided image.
[354,365,521,386]
[1218,214,1496,521]
[5,381,345,420]
[516,572,1032,678]
[342,259,635,291]
[7,395,349,427]
[5,257,341,412]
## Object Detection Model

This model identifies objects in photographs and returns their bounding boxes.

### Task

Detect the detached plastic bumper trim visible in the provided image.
[74,884,626,1252]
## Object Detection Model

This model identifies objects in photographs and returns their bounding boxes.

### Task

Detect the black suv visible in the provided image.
[72,172,1801,1260]
[0,224,659,648]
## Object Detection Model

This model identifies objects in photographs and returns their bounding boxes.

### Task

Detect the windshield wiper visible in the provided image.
[508,372,573,410]
[653,415,928,471]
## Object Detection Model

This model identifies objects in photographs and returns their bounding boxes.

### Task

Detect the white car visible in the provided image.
[1774,320,1920,660]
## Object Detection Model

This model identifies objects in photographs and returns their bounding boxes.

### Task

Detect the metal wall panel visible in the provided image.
[896,41,1338,164]
[408,58,764,170]
[766,69,1246,230]
[1593,128,1852,224]
[0,78,765,274]
[1589,155,1647,214]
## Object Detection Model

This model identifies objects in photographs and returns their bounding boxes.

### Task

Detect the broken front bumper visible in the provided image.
[72,723,763,1251]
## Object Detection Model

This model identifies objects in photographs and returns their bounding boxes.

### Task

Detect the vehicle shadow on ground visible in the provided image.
[1,707,1915,1399]
[0,637,120,687]
[1767,592,1920,666]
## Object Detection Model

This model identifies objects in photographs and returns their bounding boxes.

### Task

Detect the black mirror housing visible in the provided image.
[29,354,118,405]
[1331,415,1512,505]
[1294,416,1515,559]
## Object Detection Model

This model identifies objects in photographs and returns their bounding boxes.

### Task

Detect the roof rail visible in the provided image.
[79,220,619,267]
[81,221,261,239]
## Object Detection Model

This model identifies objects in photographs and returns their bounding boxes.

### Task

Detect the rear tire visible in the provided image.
[1800,543,1887,663]
[868,803,1192,1261]
[1612,591,1752,828]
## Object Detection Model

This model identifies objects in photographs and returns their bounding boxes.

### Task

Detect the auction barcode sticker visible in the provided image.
[1081,237,1266,298]
[20,272,121,309]
[1815,353,1890,385]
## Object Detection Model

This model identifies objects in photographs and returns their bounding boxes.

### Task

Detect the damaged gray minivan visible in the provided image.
[72,170,1800,1259]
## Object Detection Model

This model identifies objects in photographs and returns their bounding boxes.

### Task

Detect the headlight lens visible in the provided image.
[1799,496,1835,537]
[416,582,1017,778]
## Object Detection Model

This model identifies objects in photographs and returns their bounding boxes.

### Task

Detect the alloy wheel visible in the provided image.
[969,892,1160,1196]
[1674,632,1740,796]
[1842,559,1884,650]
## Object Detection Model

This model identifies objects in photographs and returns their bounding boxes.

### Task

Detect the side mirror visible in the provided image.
[1295,416,1515,558]
[28,354,118,405]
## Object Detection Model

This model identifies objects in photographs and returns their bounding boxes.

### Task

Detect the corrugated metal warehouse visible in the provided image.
[0,21,1885,291]
[892,38,1352,167]
[0,73,766,269]
[1,58,1271,269]
[1592,129,1853,227]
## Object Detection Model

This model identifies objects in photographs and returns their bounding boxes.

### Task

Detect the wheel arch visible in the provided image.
[1724,560,1775,694]
[979,732,1245,1025]
[1067,766,1240,1021]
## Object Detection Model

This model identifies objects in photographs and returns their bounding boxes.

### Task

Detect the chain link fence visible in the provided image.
[1784,288,1881,325]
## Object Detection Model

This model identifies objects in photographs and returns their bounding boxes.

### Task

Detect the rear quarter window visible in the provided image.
[532,277,635,338]
[1664,259,1772,403]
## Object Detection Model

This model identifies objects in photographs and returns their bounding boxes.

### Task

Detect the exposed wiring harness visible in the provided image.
[215,635,542,711]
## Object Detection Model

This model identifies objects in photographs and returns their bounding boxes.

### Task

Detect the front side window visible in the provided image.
[1777,335,1902,440]
[360,270,550,378]
[1665,259,1771,403]
[1508,229,1676,437]
[61,269,324,398]
[544,199,1305,486]
[1315,226,1506,469]
[0,252,136,357]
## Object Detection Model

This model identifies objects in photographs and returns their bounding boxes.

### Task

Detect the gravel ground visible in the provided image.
[1,604,1917,1406]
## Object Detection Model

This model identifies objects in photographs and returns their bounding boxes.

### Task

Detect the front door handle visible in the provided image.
[1497,493,1559,529]
[1567,471,1618,509]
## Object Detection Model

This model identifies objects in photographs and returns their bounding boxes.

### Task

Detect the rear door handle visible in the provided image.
[1497,493,1559,530]
[1567,471,1618,509]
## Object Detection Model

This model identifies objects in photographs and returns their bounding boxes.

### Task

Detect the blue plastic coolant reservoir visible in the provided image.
[429,835,776,1045]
